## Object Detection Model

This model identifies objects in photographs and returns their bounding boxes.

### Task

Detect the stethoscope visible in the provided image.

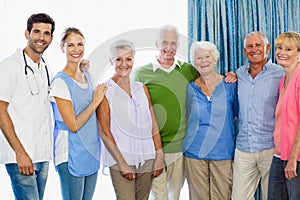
[23,49,50,95]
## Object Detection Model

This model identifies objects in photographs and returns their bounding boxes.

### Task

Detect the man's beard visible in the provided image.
[28,40,49,54]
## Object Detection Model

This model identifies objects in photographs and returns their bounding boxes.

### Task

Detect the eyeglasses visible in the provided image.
[23,49,50,96]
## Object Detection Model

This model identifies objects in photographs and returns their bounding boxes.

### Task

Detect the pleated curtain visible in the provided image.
[188,0,300,74]
[188,1,300,199]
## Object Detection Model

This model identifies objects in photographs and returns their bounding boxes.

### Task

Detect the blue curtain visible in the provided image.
[188,0,300,74]
[188,1,300,199]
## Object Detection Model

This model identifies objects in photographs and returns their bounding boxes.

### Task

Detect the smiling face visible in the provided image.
[156,29,178,64]
[193,48,217,76]
[61,32,85,64]
[244,33,270,66]
[110,48,134,78]
[276,38,300,69]
[25,23,53,54]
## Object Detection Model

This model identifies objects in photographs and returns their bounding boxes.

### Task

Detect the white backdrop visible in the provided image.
[0,0,189,199]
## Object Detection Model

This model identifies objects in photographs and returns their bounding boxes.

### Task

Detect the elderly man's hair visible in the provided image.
[243,32,269,48]
[157,24,180,42]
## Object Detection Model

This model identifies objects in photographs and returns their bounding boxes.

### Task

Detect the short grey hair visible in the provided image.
[244,32,269,48]
[189,41,220,65]
[157,24,180,42]
[109,40,135,60]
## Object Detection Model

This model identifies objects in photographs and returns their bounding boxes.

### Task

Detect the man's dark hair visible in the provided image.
[27,13,55,35]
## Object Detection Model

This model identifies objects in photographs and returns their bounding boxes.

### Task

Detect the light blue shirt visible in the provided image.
[52,72,101,176]
[183,78,238,160]
[236,59,284,152]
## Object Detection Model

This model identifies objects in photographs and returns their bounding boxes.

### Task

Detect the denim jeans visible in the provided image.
[268,156,300,200]
[56,162,98,200]
[5,161,49,200]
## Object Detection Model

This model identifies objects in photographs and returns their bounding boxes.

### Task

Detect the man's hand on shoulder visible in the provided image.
[224,71,237,83]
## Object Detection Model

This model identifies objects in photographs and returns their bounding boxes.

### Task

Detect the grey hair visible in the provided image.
[156,24,180,42]
[244,32,269,48]
[109,40,135,60]
[189,41,220,65]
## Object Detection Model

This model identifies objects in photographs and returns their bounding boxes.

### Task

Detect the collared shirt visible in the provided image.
[134,59,199,153]
[0,48,53,164]
[183,79,238,160]
[152,56,181,73]
[236,59,284,152]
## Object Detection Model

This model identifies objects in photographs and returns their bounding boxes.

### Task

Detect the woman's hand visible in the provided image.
[285,160,297,180]
[152,152,164,178]
[93,84,107,108]
[284,125,300,180]
[79,59,90,72]
[119,163,136,180]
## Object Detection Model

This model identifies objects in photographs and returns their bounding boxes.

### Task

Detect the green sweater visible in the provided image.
[134,61,199,153]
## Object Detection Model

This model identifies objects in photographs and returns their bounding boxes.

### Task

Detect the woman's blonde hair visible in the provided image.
[275,31,300,52]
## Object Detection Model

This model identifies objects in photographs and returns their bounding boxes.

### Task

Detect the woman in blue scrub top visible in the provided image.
[49,27,107,200]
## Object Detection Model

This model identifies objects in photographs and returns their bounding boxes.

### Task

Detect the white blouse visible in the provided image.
[103,78,156,168]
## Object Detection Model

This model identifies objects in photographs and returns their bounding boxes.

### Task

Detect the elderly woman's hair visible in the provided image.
[60,27,85,46]
[109,40,135,60]
[189,41,220,65]
[157,24,180,42]
[275,31,300,52]
[244,32,269,48]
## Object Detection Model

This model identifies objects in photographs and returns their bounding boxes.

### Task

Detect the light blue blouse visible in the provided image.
[183,78,238,160]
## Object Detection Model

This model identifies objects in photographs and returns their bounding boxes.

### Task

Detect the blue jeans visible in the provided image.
[5,161,49,200]
[268,156,300,200]
[56,162,98,200]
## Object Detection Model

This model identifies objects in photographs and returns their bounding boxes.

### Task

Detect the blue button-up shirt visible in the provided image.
[236,59,284,152]
[183,78,239,160]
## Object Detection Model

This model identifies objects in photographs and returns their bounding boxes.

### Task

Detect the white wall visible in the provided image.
[0,0,189,73]
[0,0,189,199]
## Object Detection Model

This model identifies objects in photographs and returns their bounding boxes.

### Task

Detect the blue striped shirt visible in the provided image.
[236,59,284,152]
